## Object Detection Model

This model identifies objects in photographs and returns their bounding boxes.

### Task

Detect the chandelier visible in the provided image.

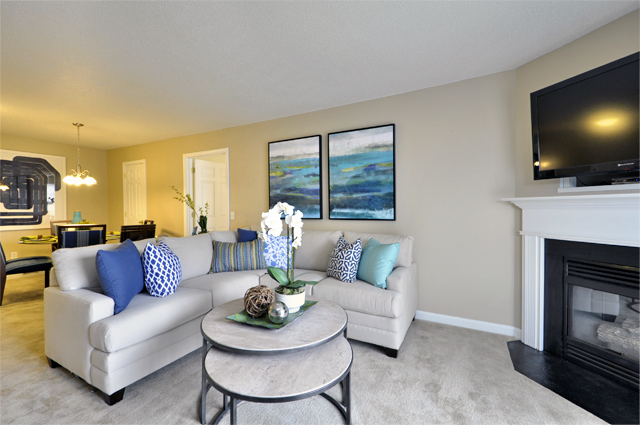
[63,123,97,186]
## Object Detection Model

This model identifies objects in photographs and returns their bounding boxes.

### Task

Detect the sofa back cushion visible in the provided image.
[343,231,413,268]
[53,243,120,291]
[210,231,238,243]
[159,233,213,281]
[293,230,343,271]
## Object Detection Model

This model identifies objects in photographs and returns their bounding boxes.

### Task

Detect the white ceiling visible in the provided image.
[1,1,638,150]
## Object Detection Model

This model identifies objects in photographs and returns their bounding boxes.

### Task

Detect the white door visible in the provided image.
[194,159,228,232]
[123,160,147,225]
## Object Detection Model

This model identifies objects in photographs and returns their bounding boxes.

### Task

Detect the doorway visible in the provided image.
[123,160,147,225]
[183,149,229,236]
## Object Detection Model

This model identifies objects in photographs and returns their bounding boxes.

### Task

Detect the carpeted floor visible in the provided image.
[1,272,606,425]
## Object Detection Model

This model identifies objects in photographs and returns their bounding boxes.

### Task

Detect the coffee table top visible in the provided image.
[201,296,347,354]
[204,336,352,402]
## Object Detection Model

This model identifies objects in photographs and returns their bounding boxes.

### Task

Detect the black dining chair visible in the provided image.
[0,242,53,306]
[120,224,156,242]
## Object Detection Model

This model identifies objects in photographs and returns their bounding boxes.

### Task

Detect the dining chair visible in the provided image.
[50,220,72,236]
[55,224,107,250]
[143,220,154,225]
[0,242,53,306]
[120,224,156,242]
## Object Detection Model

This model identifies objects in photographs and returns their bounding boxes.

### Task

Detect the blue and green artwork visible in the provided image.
[268,135,322,219]
[329,124,395,220]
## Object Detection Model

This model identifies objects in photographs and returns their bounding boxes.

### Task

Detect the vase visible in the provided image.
[275,288,305,313]
[71,211,83,224]
[198,216,208,234]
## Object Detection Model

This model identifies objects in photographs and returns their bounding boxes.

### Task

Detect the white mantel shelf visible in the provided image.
[505,193,640,351]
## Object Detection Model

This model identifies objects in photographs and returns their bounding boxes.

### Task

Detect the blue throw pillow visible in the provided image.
[95,239,144,314]
[327,237,363,283]
[143,241,182,297]
[237,228,258,242]
[356,239,400,289]
[263,236,291,269]
[212,239,266,273]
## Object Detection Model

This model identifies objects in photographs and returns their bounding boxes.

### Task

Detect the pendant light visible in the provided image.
[63,123,97,186]
[0,178,8,191]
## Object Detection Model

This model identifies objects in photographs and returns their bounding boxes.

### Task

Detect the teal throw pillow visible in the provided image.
[212,239,266,273]
[356,238,400,289]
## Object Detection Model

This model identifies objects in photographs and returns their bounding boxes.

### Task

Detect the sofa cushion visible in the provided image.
[53,243,119,291]
[327,237,362,283]
[181,270,264,308]
[343,231,413,268]
[89,287,211,353]
[212,239,266,273]
[95,240,144,314]
[312,276,402,318]
[210,231,238,243]
[293,230,343,272]
[356,239,400,289]
[159,234,213,281]
[143,242,182,297]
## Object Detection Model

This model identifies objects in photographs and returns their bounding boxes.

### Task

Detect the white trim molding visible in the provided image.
[415,310,521,339]
[506,193,640,351]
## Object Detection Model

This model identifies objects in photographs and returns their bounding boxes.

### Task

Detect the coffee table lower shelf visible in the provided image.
[200,336,352,425]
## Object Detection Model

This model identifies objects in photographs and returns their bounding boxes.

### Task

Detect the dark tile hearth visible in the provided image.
[508,341,639,425]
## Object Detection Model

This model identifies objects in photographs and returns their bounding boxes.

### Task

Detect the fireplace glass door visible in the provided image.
[568,285,640,362]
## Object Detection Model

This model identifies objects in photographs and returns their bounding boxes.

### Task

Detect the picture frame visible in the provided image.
[328,124,395,220]
[0,149,67,230]
[268,135,322,219]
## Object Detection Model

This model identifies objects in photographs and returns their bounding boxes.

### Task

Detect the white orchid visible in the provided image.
[260,204,314,292]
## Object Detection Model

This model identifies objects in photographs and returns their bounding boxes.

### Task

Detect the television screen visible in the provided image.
[531,53,639,183]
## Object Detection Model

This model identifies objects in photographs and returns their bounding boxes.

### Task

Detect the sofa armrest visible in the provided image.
[44,287,115,384]
[385,263,418,318]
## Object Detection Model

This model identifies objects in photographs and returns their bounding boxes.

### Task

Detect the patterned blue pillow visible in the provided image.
[327,237,363,283]
[212,239,266,273]
[263,236,291,269]
[143,242,182,297]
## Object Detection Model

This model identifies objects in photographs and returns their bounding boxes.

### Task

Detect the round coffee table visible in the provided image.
[199,296,352,425]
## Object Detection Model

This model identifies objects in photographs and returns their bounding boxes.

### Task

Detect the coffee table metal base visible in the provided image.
[199,338,352,425]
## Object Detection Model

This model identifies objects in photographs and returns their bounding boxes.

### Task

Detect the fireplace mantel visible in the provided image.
[505,193,640,350]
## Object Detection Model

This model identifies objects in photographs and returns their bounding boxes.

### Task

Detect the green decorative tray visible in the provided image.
[226,301,318,329]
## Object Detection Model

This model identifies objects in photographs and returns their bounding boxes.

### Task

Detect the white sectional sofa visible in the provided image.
[44,229,417,405]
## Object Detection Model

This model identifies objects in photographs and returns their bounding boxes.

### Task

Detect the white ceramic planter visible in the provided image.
[275,289,305,313]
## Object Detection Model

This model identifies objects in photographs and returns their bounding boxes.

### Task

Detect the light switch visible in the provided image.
[230,212,235,220]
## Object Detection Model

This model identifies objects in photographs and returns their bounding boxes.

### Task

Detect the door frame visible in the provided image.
[122,159,147,225]
[182,148,230,237]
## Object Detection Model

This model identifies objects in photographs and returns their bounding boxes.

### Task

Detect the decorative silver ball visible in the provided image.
[268,301,289,324]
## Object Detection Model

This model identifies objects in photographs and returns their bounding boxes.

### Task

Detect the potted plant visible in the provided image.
[260,202,317,312]
[171,186,210,234]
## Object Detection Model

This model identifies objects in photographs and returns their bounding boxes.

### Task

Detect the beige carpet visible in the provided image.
[1,272,605,425]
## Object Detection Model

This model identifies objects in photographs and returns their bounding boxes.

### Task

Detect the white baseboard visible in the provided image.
[415,310,522,339]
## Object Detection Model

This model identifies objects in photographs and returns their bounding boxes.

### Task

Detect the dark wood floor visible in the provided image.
[507,341,639,425]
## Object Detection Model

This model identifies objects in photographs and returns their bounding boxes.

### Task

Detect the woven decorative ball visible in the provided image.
[244,285,276,318]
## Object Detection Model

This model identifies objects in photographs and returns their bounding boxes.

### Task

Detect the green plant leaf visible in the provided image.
[267,267,289,286]
[288,279,317,289]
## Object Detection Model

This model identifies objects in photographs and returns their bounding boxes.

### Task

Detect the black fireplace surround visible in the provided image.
[544,239,639,391]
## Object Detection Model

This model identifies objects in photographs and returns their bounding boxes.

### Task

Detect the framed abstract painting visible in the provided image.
[328,124,395,220]
[268,135,322,219]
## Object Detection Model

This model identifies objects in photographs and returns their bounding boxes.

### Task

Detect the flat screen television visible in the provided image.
[531,52,639,186]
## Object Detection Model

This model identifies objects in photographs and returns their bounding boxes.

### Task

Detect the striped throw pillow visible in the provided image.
[211,239,266,273]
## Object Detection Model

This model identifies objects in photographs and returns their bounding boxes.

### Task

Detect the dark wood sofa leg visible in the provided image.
[101,388,126,406]
[383,347,399,358]
[46,357,61,368]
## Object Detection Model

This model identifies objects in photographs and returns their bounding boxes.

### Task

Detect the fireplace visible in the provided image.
[544,239,639,390]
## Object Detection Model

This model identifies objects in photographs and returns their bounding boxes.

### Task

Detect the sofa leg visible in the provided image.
[46,357,61,368]
[101,388,126,406]
[383,347,398,358]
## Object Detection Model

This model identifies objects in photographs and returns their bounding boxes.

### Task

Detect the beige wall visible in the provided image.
[108,71,520,328]
[0,133,108,258]
[515,11,640,197]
